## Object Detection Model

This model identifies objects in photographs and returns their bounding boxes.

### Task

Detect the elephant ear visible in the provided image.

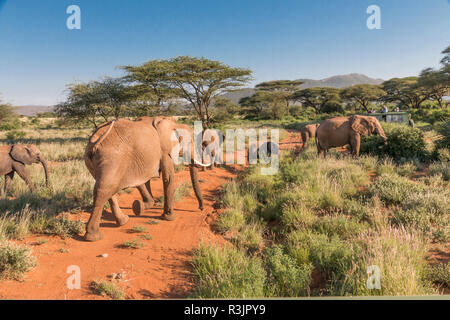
[350,116,371,136]
[10,145,34,165]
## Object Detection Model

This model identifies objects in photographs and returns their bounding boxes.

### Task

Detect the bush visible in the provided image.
[265,245,313,296]
[6,130,26,140]
[190,244,266,298]
[0,241,36,280]
[214,209,245,234]
[360,123,429,162]
[91,280,125,299]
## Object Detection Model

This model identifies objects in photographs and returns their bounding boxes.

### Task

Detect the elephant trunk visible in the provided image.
[189,165,203,210]
[39,155,49,187]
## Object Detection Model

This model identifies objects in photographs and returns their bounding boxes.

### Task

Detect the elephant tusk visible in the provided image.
[181,159,212,167]
[194,159,212,167]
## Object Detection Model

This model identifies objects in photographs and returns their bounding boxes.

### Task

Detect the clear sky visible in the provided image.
[0,0,449,105]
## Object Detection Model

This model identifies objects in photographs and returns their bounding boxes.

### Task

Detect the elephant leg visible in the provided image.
[350,135,361,157]
[4,171,14,195]
[161,155,176,221]
[137,183,154,208]
[12,164,35,192]
[109,194,129,226]
[85,181,115,241]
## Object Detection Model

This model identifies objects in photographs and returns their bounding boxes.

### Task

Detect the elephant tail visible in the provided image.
[89,120,117,153]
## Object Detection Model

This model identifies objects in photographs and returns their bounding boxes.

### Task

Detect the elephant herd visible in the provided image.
[299,115,387,156]
[1,114,386,242]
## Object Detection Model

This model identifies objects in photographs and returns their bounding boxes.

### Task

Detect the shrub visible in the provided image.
[428,162,450,181]
[91,280,125,299]
[264,245,312,296]
[0,241,36,280]
[312,216,368,240]
[6,130,26,140]
[368,173,426,206]
[214,209,245,234]
[360,123,429,162]
[424,263,450,290]
[190,244,266,298]
[231,222,264,253]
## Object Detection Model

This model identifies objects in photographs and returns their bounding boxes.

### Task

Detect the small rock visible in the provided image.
[101,253,108,258]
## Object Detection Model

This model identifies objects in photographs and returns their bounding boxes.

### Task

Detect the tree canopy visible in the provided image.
[292,87,342,114]
[340,84,385,112]
[123,56,252,128]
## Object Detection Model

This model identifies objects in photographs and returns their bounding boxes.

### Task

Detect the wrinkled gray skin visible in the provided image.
[300,123,320,151]
[0,144,49,194]
[84,116,206,242]
[316,115,387,157]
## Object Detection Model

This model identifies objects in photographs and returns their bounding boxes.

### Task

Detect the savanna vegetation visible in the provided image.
[0,45,448,296]
[191,142,449,297]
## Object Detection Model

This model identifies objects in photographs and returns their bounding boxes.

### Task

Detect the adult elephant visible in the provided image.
[299,123,320,151]
[84,116,208,242]
[316,115,387,157]
[0,144,49,194]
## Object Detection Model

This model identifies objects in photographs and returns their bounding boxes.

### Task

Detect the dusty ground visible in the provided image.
[1,131,447,298]
[0,131,299,300]
[0,167,236,299]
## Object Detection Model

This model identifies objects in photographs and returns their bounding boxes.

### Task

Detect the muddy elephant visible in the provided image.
[316,115,387,157]
[0,144,49,194]
[299,123,320,151]
[84,116,208,241]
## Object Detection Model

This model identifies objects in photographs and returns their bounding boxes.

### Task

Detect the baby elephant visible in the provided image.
[0,144,49,194]
[300,123,320,151]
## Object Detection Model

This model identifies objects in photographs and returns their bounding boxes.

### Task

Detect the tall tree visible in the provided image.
[126,56,252,129]
[239,90,287,119]
[56,78,137,127]
[340,84,385,112]
[381,77,431,109]
[418,68,449,109]
[0,98,17,123]
[255,80,303,115]
[292,87,342,114]
[122,59,176,111]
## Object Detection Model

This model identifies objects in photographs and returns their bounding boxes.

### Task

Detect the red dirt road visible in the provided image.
[0,167,236,300]
[0,131,300,300]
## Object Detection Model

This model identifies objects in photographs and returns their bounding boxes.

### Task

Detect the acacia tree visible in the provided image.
[291,87,342,114]
[418,45,450,109]
[239,90,287,119]
[381,77,431,109]
[340,84,385,112]
[56,78,138,127]
[122,59,177,112]
[125,56,252,129]
[0,97,17,123]
[255,80,303,116]
[418,68,449,109]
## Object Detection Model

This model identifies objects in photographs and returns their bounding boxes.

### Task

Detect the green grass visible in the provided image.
[130,225,147,233]
[120,239,145,249]
[192,143,448,297]
[0,241,37,280]
[190,244,266,298]
[91,280,125,299]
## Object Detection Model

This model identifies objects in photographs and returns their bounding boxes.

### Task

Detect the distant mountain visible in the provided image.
[223,73,384,103]
[221,88,256,104]
[297,73,384,89]
[14,105,55,116]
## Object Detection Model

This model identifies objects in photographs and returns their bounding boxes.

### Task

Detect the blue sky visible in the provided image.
[0,0,449,105]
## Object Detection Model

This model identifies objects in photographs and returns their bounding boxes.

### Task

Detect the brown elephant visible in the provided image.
[299,123,320,151]
[316,115,387,157]
[84,116,207,241]
[0,144,49,194]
